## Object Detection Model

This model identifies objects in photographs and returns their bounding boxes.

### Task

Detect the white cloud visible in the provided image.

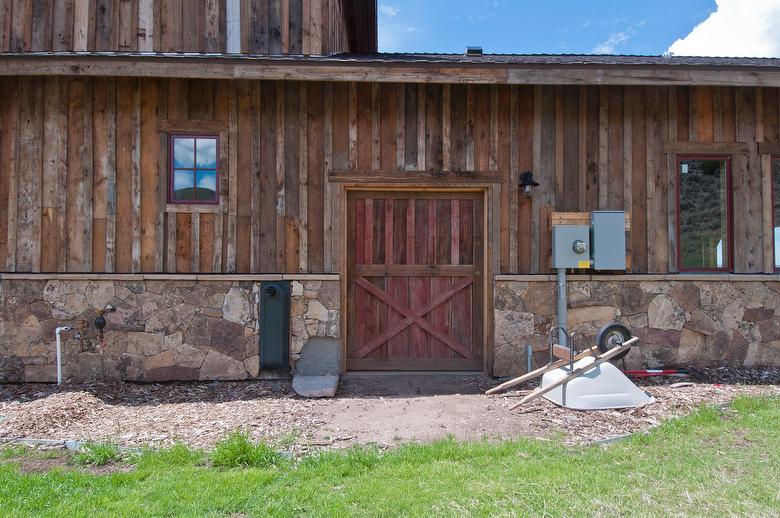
[379,23,417,52]
[668,0,780,57]
[592,20,645,54]
[593,32,630,54]
[379,4,399,18]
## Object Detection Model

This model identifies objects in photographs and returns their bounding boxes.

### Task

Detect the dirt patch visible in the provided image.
[0,448,134,475]
[1,370,778,452]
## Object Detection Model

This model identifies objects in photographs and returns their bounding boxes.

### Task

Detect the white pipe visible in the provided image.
[55,326,71,386]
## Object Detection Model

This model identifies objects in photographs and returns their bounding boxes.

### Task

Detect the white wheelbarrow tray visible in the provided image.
[540,355,655,410]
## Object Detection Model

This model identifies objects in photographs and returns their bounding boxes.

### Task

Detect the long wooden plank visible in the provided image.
[67,78,94,272]
[16,77,43,272]
[307,82,324,271]
[140,78,160,271]
[485,346,599,395]
[509,338,638,409]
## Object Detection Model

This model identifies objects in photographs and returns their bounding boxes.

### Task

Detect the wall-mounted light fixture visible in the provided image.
[519,171,539,195]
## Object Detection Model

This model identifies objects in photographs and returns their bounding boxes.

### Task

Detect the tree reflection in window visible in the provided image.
[678,158,730,270]
[170,135,219,204]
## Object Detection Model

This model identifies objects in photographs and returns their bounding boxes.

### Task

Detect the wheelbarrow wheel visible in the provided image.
[596,323,632,361]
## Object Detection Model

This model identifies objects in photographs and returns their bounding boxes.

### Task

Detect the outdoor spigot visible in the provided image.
[74,319,88,340]
[94,305,115,341]
[94,305,115,339]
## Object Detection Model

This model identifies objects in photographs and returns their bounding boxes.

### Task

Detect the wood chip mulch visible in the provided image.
[0,368,778,450]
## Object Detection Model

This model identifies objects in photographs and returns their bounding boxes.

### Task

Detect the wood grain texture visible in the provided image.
[1,80,777,277]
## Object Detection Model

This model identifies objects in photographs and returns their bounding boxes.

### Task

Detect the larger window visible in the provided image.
[773,158,780,269]
[169,135,219,204]
[677,156,732,271]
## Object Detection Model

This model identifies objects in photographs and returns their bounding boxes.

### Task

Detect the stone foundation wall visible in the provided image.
[494,279,780,377]
[0,279,339,383]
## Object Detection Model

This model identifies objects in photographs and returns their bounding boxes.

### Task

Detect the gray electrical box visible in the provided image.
[552,225,591,269]
[591,211,626,270]
[259,281,291,371]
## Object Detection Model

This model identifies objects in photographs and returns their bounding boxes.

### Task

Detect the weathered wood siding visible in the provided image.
[0,0,354,53]
[0,78,776,274]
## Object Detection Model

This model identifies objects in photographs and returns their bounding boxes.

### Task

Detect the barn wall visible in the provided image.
[0,277,339,382]
[0,78,777,276]
[493,278,780,377]
[0,0,357,54]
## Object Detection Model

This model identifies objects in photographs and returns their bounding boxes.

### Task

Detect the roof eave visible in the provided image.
[1,53,780,87]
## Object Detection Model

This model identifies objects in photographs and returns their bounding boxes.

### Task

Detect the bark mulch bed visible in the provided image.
[1,368,778,452]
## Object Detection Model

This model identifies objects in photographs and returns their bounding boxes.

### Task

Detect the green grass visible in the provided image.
[211,431,288,469]
[73,442,123,467]
[1,396,779,517]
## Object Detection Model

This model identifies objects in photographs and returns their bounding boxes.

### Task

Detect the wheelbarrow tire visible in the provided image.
[596,323,632,361]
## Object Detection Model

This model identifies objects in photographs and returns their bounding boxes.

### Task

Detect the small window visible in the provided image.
[773,158,780,269]
[677,156,732,271]
[169,135,219,204]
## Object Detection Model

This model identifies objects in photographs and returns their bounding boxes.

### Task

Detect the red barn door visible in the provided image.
[347,191,484,370]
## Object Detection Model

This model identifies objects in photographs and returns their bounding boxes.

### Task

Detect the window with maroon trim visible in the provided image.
[773,157,780,269]
[169,135,219,204]
[677,156,732,271]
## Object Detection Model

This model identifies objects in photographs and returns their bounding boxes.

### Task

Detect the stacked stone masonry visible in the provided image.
[4,277,780,382]
[494,280,780,377]
[0,279,339,383]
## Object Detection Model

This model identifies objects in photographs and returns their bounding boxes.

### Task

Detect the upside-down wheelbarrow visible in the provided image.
[487,323,655,410]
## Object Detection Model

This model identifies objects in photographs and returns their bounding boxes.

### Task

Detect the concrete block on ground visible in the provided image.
[292,375,339,398]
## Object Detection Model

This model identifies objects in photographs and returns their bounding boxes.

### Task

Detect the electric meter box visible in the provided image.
[591,211,626,270]
[552,225,591,269]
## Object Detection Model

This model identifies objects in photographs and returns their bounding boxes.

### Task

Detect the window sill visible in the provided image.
[165,204,224,214]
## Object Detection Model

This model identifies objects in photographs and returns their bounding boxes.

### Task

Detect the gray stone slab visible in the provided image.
[292,375,339,398]
[295,337,340,376]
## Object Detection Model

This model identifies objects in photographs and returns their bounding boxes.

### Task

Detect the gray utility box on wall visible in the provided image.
[259,281,291,371]
[591,211,626,270]
[552,225,591,269]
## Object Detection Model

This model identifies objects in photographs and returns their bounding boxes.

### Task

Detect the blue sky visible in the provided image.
[378,0,720,55]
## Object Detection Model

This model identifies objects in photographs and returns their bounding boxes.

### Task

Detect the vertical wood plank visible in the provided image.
[299,82,308,272]
[623,87,633,266]
[425,84,442,172]
[530,85,541,273]
[371,82,380,169]
[130,79,141,272]
[597,86,608,210]
[442,84,451,171]
[275,81,286,270]
[51,0,74,51]
[761,154,773,272]
[140,78,160,272]
[137,0,153,50]
[465,85,475,171]
[631,86,648,273]
[645,86,668,273]
[607,86,624,210]
[259,81,278,271]
[417,84,426,170]
[16,78,43,272]
[41,77,68,272]
[307,81,324,271]
[323,82,333,271]
[31,0,53,50]
[2,78,20,271]
[236,79,252,272]
[378,83,396,170]
[226,80,238,271]
[508,86,519,272]
[403,83,417,171]
[67,78,94,272]
[395,83,404,170]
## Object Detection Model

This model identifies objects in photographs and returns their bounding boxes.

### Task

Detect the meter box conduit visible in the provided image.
[259,281,291,371]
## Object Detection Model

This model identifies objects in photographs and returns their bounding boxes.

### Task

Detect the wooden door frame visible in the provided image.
[336,182,501,373]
